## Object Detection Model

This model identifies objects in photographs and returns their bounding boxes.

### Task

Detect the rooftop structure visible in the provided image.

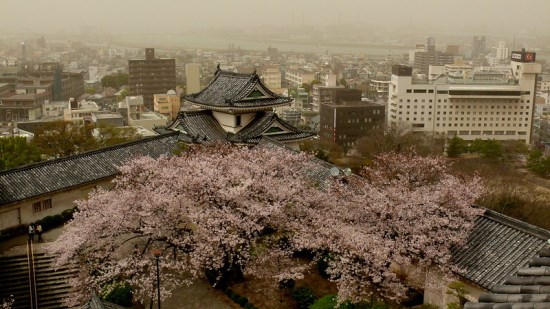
[161,67,315,149]
[0,132,179,208]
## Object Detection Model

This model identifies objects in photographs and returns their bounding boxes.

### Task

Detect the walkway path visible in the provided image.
[0,227,236,308]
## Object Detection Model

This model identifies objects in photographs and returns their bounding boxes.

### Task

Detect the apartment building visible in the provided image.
[319,101,385,148]
[129,48,176,110]
[154,90,180,121]
[387,50,541,144]
[284,67,316,86]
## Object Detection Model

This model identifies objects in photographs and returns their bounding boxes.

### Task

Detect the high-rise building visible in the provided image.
[414,37,454,74]
[129,48,176,110]
[185,63,201,95]
[472,35,486,59]
[261,65,282,90]
[426,37,436,52]
[387,50,541,144]
[487,41,509,66]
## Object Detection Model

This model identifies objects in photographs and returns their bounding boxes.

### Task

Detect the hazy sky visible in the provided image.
[2,0,549,35]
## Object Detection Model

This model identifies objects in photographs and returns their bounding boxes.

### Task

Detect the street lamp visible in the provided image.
[151,249,162,309]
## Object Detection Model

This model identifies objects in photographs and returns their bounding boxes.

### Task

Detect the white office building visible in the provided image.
[387,50,541,144]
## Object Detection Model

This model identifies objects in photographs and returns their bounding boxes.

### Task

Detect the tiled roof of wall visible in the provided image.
[0,132,180,206]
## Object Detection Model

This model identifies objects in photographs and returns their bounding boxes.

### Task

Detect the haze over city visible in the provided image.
[3,0,550,37]
[2,1,550,308]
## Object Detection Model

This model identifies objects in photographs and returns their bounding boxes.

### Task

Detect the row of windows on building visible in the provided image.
[437,117,529,122]
[435,123,529,128]
[32,198,52,213]
[398,99,530,104]
[396,104,531,110]
[447,130,527,136]
[344,109,383,116]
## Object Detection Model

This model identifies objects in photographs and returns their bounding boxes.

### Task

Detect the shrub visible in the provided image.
[40,216,56,230]
[61,208,75,221]
[291,286,316,309]
[100,281,133,307]
[236,296,249,306]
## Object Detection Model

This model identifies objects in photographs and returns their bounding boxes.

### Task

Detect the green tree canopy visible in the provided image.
[31,121,140,158]
[446,136,467,158]
[468,139,503,160]
[0,136,42,170]
[101,73,128,89]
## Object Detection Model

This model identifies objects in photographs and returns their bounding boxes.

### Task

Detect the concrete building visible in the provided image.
[414,51,455,75]
[42,100,69,117]
[122,96,167,130]
[369,80,390,96]
[21,62,85,102]
[312,85,361,112]
[318,72,337,87]
[63,100,99,125]
[319,101,385,148]
[0,92,48,122]
[129,48,176,110]
[153,90,180,121]
[261,65,282,90]
[185,63,201,94]
[408,44,426,66]
[387,50,541,144]
[487,41,509,66]
[472,35,486,59]
[284,67,316,86]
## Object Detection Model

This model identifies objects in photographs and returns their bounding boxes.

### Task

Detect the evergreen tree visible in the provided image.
[0,136,42,170]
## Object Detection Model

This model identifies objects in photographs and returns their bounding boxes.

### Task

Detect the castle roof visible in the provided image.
[184,67,292,111]
[160,110,315,146]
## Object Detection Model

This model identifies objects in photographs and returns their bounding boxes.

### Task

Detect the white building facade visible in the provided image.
[387,50,541,144]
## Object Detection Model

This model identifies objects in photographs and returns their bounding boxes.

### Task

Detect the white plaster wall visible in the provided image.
[212,111,255,133]
[0,179,113,231]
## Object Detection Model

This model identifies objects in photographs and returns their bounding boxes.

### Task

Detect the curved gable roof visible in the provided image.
[184,68,292,109]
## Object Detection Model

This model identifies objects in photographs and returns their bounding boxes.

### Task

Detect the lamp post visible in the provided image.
[151,249,162,309]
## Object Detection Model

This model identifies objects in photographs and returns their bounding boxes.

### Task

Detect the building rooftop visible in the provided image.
[3,94,40,100]
[160,110,315,145]
[184,66,292,110]
[454,208,550,292]
[0,132,180,207]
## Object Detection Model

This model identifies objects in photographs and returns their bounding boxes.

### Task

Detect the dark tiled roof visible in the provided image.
[229,112,316,145]
[163,110,227,143]
[161,111,316,146]
[184,68,292,109]
[0,133,180,206]
[453,209,550,291]
[464,247,550,309]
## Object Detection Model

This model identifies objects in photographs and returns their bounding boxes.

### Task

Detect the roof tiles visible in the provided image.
[0,133,180,206]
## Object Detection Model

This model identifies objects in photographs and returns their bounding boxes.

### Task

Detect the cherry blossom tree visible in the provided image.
[47,145,484,305]
[1,297,13,309]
